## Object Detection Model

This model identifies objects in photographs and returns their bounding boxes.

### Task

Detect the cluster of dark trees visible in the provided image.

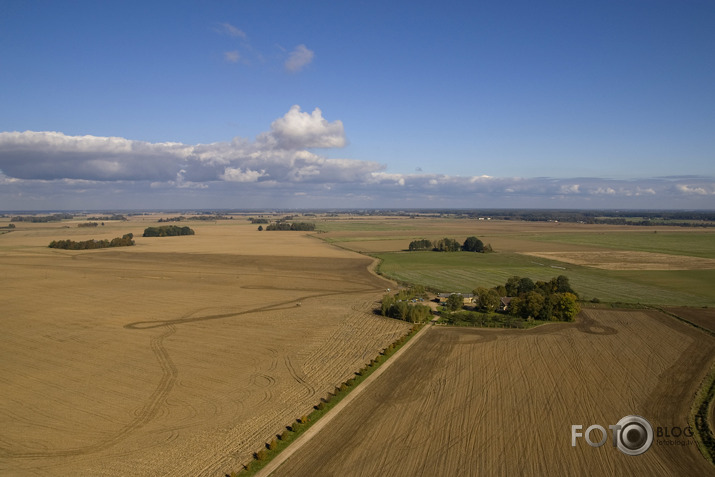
[408,236,489,252]
[12,213,73,223]
[265,222,316,231]
[143,225,195,237]
[407,239,433,251]
[78,222,99,227]
[249,217,270,224]
[49,234,135,250]
[380,286,433,323]
[472,275,580,321]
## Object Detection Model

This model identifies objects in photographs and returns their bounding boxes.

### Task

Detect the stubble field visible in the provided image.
[2,213,714,476]
[271,308,715,476]
[0,216,410,475]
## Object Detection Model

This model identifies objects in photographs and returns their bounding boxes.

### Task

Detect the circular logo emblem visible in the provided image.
[615,415,653,456]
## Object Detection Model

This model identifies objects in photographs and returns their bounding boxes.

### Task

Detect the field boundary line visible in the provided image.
[254,323,433,477]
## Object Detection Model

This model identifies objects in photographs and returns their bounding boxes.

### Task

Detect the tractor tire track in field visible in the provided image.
[284,356,316,400]
[1,276,389,459]
[0,323,178,458]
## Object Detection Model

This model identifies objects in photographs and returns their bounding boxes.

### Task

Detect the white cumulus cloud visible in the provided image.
[259,105,346,149]
[1,108,714,209]
[220,167,266,182]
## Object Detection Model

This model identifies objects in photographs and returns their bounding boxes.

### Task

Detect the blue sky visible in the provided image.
[1,0,714,210]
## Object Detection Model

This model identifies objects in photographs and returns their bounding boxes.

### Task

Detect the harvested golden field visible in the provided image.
[524,251,715,270]
[271,309,715,476]
[0,218,410,475]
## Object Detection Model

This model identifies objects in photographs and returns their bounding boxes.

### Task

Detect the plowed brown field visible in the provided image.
[271,309,715,476]
[0,219,410,475]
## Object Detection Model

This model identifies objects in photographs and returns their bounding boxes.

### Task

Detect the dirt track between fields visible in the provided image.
[256,323,432,477]
[271,309,715,476]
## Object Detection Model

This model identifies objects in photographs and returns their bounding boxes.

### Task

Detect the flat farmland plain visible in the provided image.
[272,309,715,476]
[312,216,715,306]
[0,217,410,475]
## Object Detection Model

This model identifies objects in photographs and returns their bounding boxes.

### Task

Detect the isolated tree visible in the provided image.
[408,239,432,251]
[434,238,461,252]
[552,275,576,295]
[474,287,500,313]
[505,276,521,296]
[518,277,535,295]
[462,236,484,252]
[446,293,464,311]
[522,291,545,319]
[552,292,581,321]
[257,225,263,231]
[493,285,507,297]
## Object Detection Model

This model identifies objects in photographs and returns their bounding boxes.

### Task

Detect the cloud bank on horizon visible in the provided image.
[0,105,713,210]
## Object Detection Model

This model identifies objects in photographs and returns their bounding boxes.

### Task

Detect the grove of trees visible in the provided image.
[49,233,135,250]
[265,222,316,231]
[471,275,580,322]
[408,239,433,251]
[143,225,195,237]
[407,236,490,252]
[380,286,433,323]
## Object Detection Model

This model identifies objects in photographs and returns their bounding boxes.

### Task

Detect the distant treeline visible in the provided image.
[78,222,99,227]
[265,222,316,231]
[409,236,491,252]
[49,233,135,250]
[143,225,195,237]
[86,214,127,221]
[249,217,270,224]
[158,215,232,222]
[12,213,73,223]
[247,209,713,226]
[434,209,715,226]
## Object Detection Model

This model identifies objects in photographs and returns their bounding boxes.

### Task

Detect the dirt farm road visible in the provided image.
[255,323,433,477]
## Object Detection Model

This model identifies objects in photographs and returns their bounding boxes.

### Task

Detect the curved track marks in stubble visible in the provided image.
[0,323,178,458]
[1,262,388,460]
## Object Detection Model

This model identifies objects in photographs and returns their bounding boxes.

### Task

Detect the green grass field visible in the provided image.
[374,251,715,307]
[528,231,715,258]
[314,220,420,233]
